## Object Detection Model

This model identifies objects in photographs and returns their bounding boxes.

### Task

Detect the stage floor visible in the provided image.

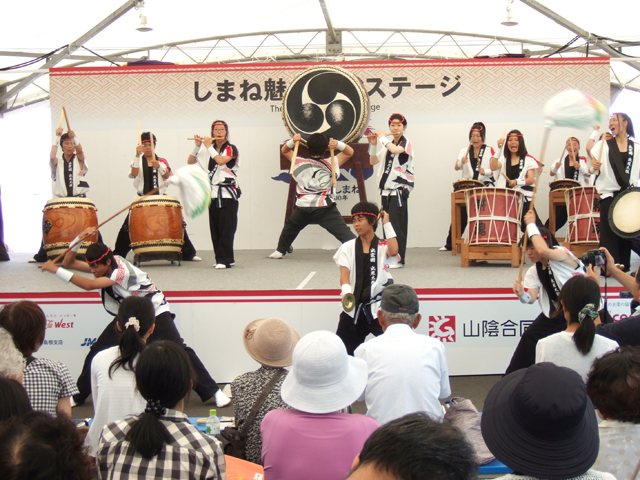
[3,247,634,293]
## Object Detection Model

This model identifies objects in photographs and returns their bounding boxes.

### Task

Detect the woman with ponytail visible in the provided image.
[536,276,619,382]
[97,341,225,479]
[86,296,155,454]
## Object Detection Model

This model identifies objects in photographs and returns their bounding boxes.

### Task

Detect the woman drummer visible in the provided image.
[545,137,590,232]
[442,122,498,251]
[188,120,240,269]
[492,129,543,230]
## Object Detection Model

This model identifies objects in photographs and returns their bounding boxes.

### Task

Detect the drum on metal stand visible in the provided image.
[453,179,484,192]
[129,195,184,257]
[42,197,99,258]
[465,188,523,245]
[564,186,600,244]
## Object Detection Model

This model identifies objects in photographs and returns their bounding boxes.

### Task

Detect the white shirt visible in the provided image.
[594,420,640,480]
[354,323,451,425]
[591,139,640,199]
[51,154,89,198]
[535,331,619,382]
[496,154,539,200]
[550,155,592,186]
[457,145,496,184]
[87,346,145,455]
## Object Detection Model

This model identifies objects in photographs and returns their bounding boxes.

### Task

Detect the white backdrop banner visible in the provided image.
[48,58,610,251]
[1,287,631,382]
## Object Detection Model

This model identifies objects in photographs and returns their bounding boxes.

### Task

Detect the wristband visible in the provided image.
[191,146,200,157]
[132,155,141,169]
[383,222,397,239]
[516,179,526,187]
[589,130,599,141]
[207,146,217,158]
[379,137,390,148]
[286,139,295,149]
[368,143,377,155]
[518,292,532,304]
[70,235,83,253]
[341,283,352,299]
[53,135,61,147]
[55,267,74,283]
[336,141,346,151]
[527,223,541,238]
[71,136,79,146]
[455,160,462,169]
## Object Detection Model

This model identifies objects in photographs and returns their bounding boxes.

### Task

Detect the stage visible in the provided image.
[1,247,635,384]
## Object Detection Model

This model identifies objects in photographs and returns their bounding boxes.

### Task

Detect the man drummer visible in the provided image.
[368,113,413,268]
[41,229,230,407]
[334,201,399,355]
[545,137,590,232]
[31,127,90,263]
[268,133,355,259]
[113,132,200,261]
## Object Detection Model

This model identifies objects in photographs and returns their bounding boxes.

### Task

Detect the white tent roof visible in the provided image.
[2,0,640,113]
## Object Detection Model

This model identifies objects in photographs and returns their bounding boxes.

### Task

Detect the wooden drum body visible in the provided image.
[42,197,99,258]
[565,187,600,243]
[129,195,184,254]
[453,179,484,192]
[465,188,523,245]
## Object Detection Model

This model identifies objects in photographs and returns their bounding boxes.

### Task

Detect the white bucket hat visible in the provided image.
[281,330,368,414]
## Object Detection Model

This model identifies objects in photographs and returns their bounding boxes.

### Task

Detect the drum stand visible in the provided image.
[451,191,466,255]
[133,251,182,267]
[548,189,567,242]
[461,242,520,268]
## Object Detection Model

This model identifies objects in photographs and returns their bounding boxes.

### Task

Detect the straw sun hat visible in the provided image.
[242,317,300,368]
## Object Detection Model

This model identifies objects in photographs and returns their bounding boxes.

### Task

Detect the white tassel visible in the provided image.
[167,165,211,218]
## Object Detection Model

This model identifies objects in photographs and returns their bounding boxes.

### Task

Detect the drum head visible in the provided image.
[282,65,370,145]
[609,188,640,239]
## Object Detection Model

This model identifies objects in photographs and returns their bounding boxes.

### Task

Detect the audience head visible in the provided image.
[0,378,31,422]
[125,341,196,459]
[243,317,299,367]
[351,201,380,230]
[481,362,598,479]
[0,411,92,480]
[281,331,367,414]
[559,275,601,355]
[379,284,421,330]
[347,413,476,480]
[109,296,156,378]
[0,328,24,382]
[587,346,640,423]
[307,132,330,157]
[0,301,46,357]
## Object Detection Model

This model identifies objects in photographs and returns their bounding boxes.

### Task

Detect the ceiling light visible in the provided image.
[134,0,153,32]
[502,0,518,27]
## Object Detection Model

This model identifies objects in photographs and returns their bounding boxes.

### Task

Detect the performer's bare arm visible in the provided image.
[524,211,579,268]
[340,266,350,287]
[455,152,468,171]
[330,138,354,166]
[204,137,234,165]
[67,130,85,165]
[381,211,399,257]
[131,144,143,177]
[377,130,404,155]
[50,127,63,168]
[513,279,538,305]
[369,135,379,166]
[490,138,504,171]
[281,133,302,162]
[586,124,599,156]
[600,247,637,293]
[42,258,115,291]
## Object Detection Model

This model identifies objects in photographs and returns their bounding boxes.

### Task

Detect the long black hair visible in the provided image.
[559,276,601,355]
[505,129,528,158]
[0,378,31,422]
[612,112,635,138]
[125,341,196,459]
[108,296,155,378]
[469,122,486,142]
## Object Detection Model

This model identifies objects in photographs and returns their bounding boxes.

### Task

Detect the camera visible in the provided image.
[581,249,606,267]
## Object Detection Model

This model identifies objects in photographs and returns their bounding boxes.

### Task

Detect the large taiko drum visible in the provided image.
[549,178,581,191]
[129,195,184,254]
[42,197,99,258]
[453,179,484,192]
[609,188,640,239]
[565,187,600,243]
[282,65,370,145]
[465,188,523,245]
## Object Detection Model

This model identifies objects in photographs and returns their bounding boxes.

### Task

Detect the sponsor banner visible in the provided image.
[48,58,610,251]
[1,286,630,382]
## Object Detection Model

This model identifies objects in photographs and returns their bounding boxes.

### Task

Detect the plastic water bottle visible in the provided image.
[206,408,220,436]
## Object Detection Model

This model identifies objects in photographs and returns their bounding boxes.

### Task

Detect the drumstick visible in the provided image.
[595,131,606,175]
[289,141,300,176]
[58,109,65,130]
[149,132,156,164]
[496,124,508,159]
[62,107,71,131]
[501,172,511,183]
[330,138,337,188]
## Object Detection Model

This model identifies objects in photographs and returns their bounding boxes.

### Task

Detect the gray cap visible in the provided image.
[380,284,419,314]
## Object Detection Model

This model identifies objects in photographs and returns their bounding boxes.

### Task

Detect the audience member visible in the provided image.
[0,377,31,422]
[96,340,226,479]
[355,284,450,424]
[231,317,299,464]
[587,346,640,479]
[346,412,476,480]
[261,330,379,480]
[0,301,77,417]
[594,248,640,346]
[86,296,155,455]
[0,411,92,480]
[536,276,618,382]
[0,327,24,382]
[481,362,614,480]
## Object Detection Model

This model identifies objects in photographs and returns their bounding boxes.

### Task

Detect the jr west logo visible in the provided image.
[80,338,96,347]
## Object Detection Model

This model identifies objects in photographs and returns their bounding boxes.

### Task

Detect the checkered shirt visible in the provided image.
[97,409,226,480]
[23,357,79,417]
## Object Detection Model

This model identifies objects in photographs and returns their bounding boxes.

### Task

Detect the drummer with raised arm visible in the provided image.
[441,122,498,251]
[31,126,90,263]
[369,113,414,268]
[590,113,640,272]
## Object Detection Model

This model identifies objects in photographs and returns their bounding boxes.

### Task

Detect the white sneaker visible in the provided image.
[214,389,231,407]
[389,263,404,269]
[438,246,448,251]
[268,250,284,259]
[191,256,202,262]
[215,263,227,269]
